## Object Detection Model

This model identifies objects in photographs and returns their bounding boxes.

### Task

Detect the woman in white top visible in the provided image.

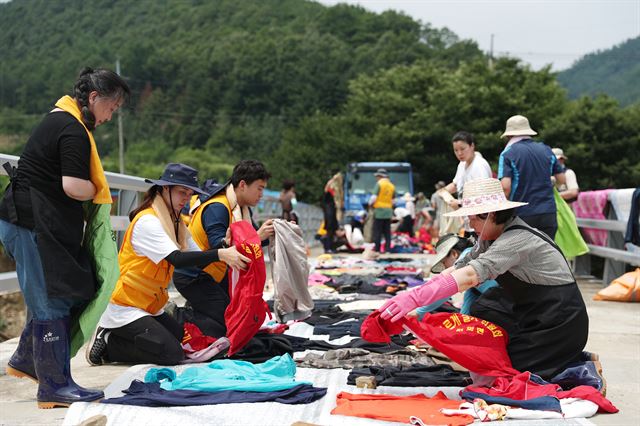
[86,163,249,366]
[444,131,493,202]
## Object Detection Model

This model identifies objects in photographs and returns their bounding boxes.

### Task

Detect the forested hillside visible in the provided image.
[1,0,638,201]
[558,37,640,107]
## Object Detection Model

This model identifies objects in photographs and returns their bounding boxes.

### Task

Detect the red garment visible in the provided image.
[224,221,269,356]
[465,372,618,414]
[361,311,519,377]
[361,312,619,414]
[385,266,419,273]
[416,227,432,244]
[182,322,216,352]
[331,391,473,425]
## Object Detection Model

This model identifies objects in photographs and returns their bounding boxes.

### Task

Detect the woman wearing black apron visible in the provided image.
[379,178,597,387]
[0,68,129,408]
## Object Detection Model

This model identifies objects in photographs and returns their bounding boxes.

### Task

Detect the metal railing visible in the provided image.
[0,153,323,294]
[574,189,640,285]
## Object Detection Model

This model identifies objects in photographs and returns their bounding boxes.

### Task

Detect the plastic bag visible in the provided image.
[593,268,640,302]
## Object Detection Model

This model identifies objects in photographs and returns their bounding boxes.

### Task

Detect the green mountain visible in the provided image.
[1,0,638,197]
[558,37,640,106]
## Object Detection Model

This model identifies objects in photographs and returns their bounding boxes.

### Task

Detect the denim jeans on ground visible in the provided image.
[0,219,77,319]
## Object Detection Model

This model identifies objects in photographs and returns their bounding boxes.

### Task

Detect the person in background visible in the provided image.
[413,192,428,231]
[172,160,274,337]
[552,148,579,204]
[415,192,428,213]
[498,115,565,239]
[321,173,341,253]
[0,67,129,408]
[431,181,446,232]
[86,164,250,366]
[443,131,492,213]
[370,168,396,253]
[279,179,297,222]
[395,192,415,234]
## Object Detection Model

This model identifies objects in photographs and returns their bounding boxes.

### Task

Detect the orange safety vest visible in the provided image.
[373,177,395,209]
[188,192,233,282]
[110,208,174,314]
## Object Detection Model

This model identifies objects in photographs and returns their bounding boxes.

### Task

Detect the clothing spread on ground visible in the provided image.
[462,371,618,413]
[145,354,310,392]
[331,391,474,425]
[102,381,326,407]
[87,253,616,421]
[361,311,520,377]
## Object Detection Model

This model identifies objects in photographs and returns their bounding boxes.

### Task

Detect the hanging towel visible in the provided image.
[269,219,314,322]
[572,190,613,247]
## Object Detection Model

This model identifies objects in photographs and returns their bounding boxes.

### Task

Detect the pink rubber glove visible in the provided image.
[379,274,459,322]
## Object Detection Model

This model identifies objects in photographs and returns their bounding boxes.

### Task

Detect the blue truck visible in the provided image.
[343,162,414,220]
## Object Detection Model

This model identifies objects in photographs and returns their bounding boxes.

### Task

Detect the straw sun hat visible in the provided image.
[430,234,462,274]
[443,178,527,217]
[500,115,537,138]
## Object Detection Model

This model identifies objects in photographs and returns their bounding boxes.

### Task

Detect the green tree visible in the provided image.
[542,96,640,190]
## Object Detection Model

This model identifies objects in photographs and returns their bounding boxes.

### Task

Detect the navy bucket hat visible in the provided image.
[145,163,208,195]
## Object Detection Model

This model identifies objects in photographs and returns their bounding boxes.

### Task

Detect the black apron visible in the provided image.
[470,225,588,379]
[0,163,96,301]
[29,186,96,300]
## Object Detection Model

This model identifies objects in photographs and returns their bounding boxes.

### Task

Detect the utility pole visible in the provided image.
[116,58,125,174]
[489,34,495,70]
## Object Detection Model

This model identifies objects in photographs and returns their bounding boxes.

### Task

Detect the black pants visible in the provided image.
[520,213,557,240]
[106,313,184,365]
[173,272,229,338]
[373,218,391,252]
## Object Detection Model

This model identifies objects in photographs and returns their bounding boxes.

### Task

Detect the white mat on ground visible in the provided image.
[63,363,594,426]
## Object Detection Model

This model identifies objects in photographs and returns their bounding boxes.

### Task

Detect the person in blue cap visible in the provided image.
[86,163,250,366]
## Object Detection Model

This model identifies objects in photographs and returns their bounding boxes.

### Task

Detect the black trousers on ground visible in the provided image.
[106,312,184,365]
[173,272,229,338]
[373,218,391,252]
[520,212,557,240]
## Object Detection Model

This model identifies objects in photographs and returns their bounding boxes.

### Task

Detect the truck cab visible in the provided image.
[344,162,414,220]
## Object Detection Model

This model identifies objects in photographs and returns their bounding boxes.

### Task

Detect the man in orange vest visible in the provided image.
[172,160,274,337]
[370,168,396,253]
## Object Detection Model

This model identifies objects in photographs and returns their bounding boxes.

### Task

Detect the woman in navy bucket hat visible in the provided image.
[86,163,250,366]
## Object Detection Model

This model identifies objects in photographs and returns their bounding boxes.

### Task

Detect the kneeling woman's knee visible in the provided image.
[156,340,184,365]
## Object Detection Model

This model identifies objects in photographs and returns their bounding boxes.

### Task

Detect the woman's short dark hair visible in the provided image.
[231,160,271,187]
[73,67,131,131]
[282,179,295,191]
[493,208,515,225]
[451,131,475,146]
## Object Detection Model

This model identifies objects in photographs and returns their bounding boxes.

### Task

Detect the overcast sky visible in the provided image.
[318,0,640,70]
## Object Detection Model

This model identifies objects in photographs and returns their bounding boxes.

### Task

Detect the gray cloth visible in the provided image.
[297,348,435,369]
[269,219,314,322]
[456,217,574,285]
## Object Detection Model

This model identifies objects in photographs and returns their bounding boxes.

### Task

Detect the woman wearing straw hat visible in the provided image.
[379,178,597,385]
[86,163,250,366]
